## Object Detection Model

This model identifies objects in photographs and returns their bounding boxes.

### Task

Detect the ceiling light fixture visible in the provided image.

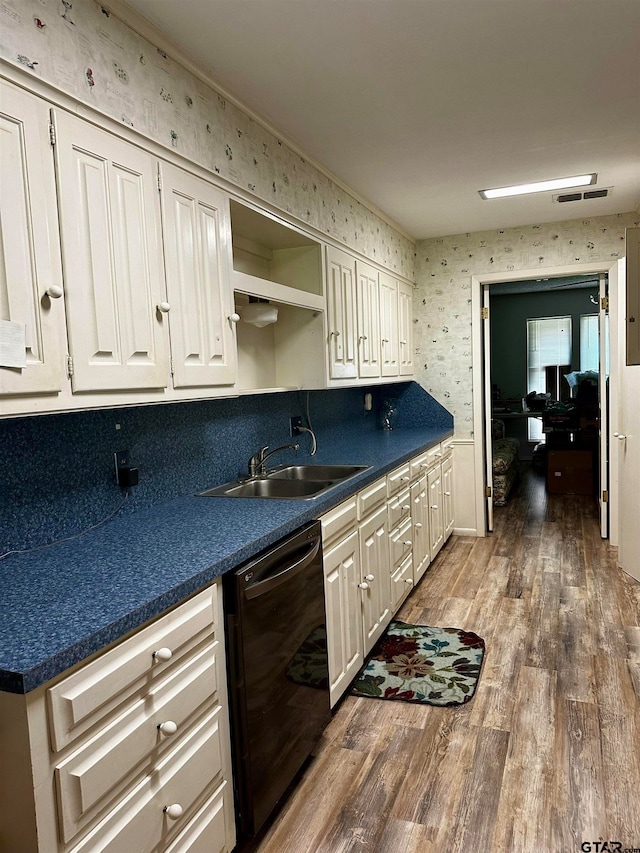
[479,173,597,200]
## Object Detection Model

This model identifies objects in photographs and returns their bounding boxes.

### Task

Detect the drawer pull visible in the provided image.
[158,720,178,736]
[444,491,451,496]
[405,578,414,585]
[414,522,423,529]
[364,574,375,581]
[153,647,173,663]
[403,540,412,546]
[431,505,438,510]
[402,504,410,511]
[358,582,370,590]
[401,476,410,482]
[164,803,183,820]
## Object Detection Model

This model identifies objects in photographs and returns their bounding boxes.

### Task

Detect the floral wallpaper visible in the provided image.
[414,212,640,439]
[0,0,415,278]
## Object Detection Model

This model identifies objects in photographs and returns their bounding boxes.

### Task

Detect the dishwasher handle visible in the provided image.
[244,537,321,600]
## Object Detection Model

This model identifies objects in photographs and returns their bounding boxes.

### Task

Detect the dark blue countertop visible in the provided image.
[0,426,451,694]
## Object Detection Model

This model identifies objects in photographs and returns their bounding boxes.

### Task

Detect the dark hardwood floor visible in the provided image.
[257,465,640,853]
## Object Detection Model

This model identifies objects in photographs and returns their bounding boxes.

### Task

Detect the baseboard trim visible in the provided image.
[453,527,479,537]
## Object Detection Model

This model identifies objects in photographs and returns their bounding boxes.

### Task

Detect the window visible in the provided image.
[580,314,599,372]
[526,316,572,441]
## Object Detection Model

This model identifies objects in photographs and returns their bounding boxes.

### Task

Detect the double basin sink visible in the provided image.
[199,464,370,500]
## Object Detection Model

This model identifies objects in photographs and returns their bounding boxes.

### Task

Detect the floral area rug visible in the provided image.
[350,620,485,706]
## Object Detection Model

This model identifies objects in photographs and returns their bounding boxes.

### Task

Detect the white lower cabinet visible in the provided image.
[320,442,455,707]
[0,582,236,853]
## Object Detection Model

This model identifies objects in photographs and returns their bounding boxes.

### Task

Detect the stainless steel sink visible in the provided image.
[198,463,370,500]
[268,464,369,481]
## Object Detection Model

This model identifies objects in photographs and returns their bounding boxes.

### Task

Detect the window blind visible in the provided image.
[526,316,572,440]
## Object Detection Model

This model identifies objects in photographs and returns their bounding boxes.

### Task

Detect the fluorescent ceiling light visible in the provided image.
[479,174,597,200]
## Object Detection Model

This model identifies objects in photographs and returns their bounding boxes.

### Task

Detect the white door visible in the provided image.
[482,286,494,531]
[411,475,430,582]
[618,232,640,581]
[355,261,380,378]
[598,272,609,538]
[379,272,399,377]
[53,111,169,392]
[0,81,66,398]
[160,163,237,388]
[359,505,391,654]
[322,531,363,707]
[428,464,444,560]
[326,246,358,379]
[398,280,414,376]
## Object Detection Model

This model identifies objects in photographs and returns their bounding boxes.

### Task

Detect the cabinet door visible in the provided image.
[355,261,380,379]
[53,111,169,392]
[427,465,444,560]
[323,530,363,707]
[379,272,398,377]
[160,163,236,388]
[0,81,66,398]
[326,246,358,379]
[442,454,454,540]
[411,475,430,582]
[398,280,414,376]
[359,506,391,654]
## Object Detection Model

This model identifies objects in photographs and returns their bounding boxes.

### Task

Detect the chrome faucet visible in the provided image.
[248,443,300,477]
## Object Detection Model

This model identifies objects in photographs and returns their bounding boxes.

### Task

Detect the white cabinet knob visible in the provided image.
[46,285,63,299]
[401,476,410,482]
[228,312,241,323]
[431,505,438,510]
[414,522,423,529]
[158,720,178,736]
[405,577,414,585]
[364,574,375,581]
[153,647,173,662]
[164,803,183,820]
[157,301,171,313]
[444,491,451,496]
[402,505,411,511]
[404,540,412,546]
[420,463,428,468]
[613,432,627,440]
[358,581,370,590]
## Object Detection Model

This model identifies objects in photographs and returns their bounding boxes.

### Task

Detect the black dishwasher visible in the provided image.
[223,521,330,840]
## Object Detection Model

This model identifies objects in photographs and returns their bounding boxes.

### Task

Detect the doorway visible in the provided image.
[471,260,623,541]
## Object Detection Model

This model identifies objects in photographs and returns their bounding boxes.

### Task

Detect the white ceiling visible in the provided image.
[122,0,640,240]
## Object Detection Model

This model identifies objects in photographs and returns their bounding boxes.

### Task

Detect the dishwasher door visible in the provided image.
[224,521,330,838]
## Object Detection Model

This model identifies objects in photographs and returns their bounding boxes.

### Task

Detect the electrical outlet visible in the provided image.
[290,416,303,436]
[114,449,139,488]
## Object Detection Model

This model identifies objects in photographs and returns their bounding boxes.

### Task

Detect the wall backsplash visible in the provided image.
[0,383,452,554]
[413,212,640,439]
[0,0,414,279]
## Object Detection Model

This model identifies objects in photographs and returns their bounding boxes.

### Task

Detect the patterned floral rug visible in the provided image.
[350,620,485,706]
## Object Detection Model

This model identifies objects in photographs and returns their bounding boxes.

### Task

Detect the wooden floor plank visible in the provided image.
[255,465,640,853]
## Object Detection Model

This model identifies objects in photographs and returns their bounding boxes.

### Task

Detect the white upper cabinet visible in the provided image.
[398,280,414,376]
[53,110,169,393]
[379,271,399,377]
[160,163,237,388]
[0,80,66,400]
[326,246,358,380]
[355,261,381,379]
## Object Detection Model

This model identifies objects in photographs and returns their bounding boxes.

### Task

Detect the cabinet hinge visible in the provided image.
[482,307,489,320]
[49,122,56,147]
[66,355,74,378]
[601,296,609,311]
[157,166,162,192]
[602,490,609,503]
[169,357,175,377]
[485,485,492,498]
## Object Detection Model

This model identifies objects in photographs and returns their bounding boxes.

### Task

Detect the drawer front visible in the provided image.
[410,451,429,480]
[68,707,223,853]
[425,443,444,468]
[164,782,231,853]
[389,516,413,566]
[56,641,220,843]
[386,464,411,497]
[387,487,411,529]
[356,476,387,520]
[320,497,357,549]
[48,585,218,752]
